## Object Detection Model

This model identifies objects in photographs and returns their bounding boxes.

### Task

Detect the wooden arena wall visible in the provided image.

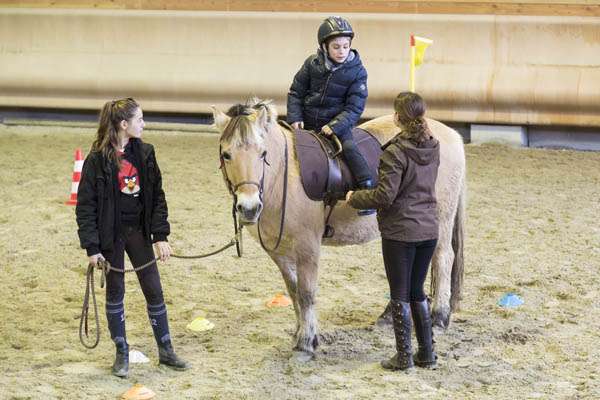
[1,3,599,126]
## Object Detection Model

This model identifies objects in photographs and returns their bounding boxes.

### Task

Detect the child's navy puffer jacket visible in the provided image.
[287,49,368,140]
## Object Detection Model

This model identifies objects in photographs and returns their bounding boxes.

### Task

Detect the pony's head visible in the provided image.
[213,98,279,224]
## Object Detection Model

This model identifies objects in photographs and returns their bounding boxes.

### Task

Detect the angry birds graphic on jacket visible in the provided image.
[118,158,141,196]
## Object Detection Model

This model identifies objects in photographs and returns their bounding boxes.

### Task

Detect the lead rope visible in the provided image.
[79,228,241,349]
[79,262,102,349]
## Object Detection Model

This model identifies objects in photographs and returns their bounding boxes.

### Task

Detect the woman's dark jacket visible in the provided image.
[76,139,169,256]
[287,49,368,140]
[348,135,440,242]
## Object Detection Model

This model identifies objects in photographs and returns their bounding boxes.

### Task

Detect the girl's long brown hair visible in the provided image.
[92,97,139,165]
[394,92,431,145]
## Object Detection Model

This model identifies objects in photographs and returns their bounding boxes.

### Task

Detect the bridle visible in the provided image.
[219,121,289,253]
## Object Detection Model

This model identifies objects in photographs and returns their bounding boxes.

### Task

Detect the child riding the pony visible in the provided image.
[287,16,374,215]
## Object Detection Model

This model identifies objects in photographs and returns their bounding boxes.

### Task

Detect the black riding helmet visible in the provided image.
[317,16,354,46]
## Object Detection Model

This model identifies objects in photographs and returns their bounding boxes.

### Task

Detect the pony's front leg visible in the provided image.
[293,254,320,361]
[269,254,300,335]
[430,232,454,331]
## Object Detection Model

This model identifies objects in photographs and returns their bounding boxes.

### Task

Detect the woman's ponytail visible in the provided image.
[393,92,431,145]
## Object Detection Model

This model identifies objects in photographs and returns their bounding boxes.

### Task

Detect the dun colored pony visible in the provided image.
[213,98,466,360]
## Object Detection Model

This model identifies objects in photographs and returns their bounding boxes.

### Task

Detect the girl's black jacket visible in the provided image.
[76,139,169,256]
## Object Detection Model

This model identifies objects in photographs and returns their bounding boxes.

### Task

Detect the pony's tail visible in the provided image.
[450,178,466,312]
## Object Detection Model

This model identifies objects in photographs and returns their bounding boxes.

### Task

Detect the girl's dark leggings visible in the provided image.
[382,238,438,303]
[104,224,164,305]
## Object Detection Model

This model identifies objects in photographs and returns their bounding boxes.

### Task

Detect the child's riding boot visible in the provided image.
[148,302,190,370]
[106,300,129,378]
[356,179,376,216]
[411,299,437,368]
[381,299,414,370]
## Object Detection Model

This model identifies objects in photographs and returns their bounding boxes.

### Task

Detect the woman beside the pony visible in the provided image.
[347,92,439,371]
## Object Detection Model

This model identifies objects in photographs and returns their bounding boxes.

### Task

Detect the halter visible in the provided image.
[219,121,288,253]
[220,152,266,198]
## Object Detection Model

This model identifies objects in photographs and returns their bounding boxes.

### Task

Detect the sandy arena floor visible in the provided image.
[0,124,599,399]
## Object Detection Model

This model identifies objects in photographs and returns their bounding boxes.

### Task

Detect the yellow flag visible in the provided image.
[412,35,433,66]
[409,35,433,92]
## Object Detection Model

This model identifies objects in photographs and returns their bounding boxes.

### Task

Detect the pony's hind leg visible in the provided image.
[430,226,454,331]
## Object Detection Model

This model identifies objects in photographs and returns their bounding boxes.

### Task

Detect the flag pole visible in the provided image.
[409,34,416,92]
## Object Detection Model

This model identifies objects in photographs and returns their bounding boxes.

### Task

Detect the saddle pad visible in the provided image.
[295,128,383,201]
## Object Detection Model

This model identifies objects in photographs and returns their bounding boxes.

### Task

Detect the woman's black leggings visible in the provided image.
[103,224,164,305]
[382,238,438,303]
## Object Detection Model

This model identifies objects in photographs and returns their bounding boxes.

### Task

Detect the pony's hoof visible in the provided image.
[375,313,393,327]
[432,307,450,331]
[292,350,315,363]
[375,302,393,327]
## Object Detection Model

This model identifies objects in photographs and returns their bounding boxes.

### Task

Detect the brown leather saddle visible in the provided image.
[293,126,383,203]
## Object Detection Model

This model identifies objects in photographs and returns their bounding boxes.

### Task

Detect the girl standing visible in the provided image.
[76,98,189,377]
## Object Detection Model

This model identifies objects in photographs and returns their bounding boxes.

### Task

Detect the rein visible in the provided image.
[258,129,288,252]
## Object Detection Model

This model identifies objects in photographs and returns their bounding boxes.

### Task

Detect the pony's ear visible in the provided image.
[212,106,230,132]
[255,106,268,127]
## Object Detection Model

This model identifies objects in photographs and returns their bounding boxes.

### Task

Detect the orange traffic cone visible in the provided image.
[266,293,292,308]
[65,148,83,205]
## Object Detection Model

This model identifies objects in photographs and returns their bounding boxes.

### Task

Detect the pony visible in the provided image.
[213,98,466,360]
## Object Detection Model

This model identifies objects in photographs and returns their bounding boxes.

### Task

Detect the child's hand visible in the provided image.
[291,121,304,130]
[345,191,354,202]
[321,125,333,137]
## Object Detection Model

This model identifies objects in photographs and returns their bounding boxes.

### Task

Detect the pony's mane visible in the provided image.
[220,97,278,146]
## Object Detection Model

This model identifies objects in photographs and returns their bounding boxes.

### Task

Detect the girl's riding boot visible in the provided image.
[411,299,437,368]
[112,343,129,378]
[158,343,190,370]
[106,300,129,378]
[381,299,414,370]
[148,302,190,370]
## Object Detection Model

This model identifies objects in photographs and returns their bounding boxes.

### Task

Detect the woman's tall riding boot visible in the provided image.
[381,299,414,370]
[411,299,437,368]
[147,302,190,370]
[106,300,129,378]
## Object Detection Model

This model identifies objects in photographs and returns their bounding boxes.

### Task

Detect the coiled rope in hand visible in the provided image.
[78,231,241,349]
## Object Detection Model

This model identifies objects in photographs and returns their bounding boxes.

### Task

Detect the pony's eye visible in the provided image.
[222,152,232,161]
[260,151,267,159]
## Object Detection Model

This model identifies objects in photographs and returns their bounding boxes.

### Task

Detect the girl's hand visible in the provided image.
[345,191,354,202]
[88,253,105,266]
[154,241,172,262]
[291,121,304,130]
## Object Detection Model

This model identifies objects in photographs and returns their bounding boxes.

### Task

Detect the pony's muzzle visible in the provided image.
[237,202,263,223]
[235,193,263,224]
